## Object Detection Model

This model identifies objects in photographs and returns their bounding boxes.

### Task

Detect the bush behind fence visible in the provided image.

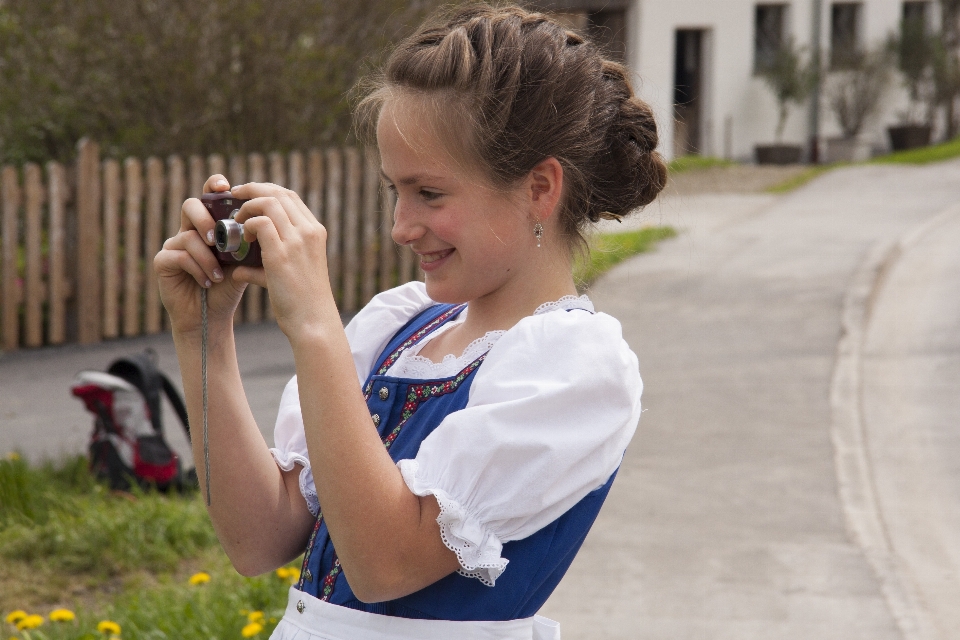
[0,138,416,351]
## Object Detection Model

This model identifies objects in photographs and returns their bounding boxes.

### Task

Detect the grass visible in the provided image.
[870,136,960,165]
[667,155,735,174]
[575,226,677,288]
[765,163,843,194]
[1,454,299,639]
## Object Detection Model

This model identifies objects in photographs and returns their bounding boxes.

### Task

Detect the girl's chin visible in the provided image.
[423,278,472,305]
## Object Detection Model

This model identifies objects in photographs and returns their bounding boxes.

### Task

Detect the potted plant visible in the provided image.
[756,38,815,164]
[826,47,892,162]
[887,16,935,150]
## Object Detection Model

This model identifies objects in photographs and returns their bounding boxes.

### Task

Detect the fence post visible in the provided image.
[379,181,397,292]
[325,148,343,305]
[361,148,380,305]
[144,157,165,334]
[24,164,44,347]
[76,138,101,344]
[245,153,265,323]
[46,162,67,345]
[307,150,324,222]
[342,147,361,313]
[288,151,304,196]
[123,158,143,337]
[102,160,121,339]
[1,166,20,350]
[189,155,205,200]
[164,155,185,330]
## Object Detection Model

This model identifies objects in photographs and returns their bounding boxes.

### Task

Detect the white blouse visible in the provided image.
[270,282,642,586]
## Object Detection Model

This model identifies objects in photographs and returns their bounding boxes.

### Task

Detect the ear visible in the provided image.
[527,157,564,222]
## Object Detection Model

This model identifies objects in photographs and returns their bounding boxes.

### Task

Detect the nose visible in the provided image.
[390,195,425,246]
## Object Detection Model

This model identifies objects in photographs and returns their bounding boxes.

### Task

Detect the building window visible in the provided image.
[831,3,863,69]
[902,1,930,29]
[755,4,788,73]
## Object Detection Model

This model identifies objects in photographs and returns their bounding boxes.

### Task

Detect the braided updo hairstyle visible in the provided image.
[356,3,667,248]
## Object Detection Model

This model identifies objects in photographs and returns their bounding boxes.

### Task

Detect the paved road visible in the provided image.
[0,323,296,468]
[540,162,960,639]
[2,161,959,639]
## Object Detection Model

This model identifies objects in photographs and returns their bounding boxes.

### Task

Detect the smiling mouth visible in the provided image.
[419,249,454,264]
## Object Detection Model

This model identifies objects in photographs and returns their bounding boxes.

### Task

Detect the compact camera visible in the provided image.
[201,191,262,267]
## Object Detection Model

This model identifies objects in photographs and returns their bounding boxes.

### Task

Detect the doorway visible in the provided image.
[674,29,705,156]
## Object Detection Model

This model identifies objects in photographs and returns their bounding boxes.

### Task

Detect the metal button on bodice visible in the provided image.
[304,568,313,582]
[379,387,389,400]
[372,413,381,427]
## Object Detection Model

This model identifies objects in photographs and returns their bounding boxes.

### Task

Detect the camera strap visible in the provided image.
[201,287,211,506]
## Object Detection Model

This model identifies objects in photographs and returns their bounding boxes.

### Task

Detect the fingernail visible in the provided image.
[206,229,215,244]
[204,279,212,288]
[213,269,223,281]
[215,179,228,189]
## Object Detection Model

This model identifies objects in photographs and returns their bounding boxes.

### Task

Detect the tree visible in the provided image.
[888,13,936,125]
[828,47,892,139]
[0,0,438,164]
[758,38,815,142]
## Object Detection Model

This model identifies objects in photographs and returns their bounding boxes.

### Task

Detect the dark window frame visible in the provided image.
[830,2,863,70]
[754,3,789,74]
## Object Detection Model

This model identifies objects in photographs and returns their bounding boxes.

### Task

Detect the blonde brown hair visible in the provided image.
[356,3,667,246]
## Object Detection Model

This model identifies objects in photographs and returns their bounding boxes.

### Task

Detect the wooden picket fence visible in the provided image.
[0,138,418,351]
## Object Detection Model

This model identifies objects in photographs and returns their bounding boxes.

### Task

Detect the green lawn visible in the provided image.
[575,226,678,288]
[870,136,960,165]
[1,454,295,639]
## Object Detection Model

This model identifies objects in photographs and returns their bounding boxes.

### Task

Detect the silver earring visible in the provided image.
[534,222,544,248]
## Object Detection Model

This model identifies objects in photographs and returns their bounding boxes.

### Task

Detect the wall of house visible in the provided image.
[628,0,918,161]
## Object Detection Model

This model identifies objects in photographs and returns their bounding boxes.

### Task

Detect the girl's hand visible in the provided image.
[227,182,338,342]
[155,175,246,338]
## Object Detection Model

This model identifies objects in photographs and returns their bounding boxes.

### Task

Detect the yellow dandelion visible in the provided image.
[188,572,211,585]
[97,620,121,635]
[49,608,76,622]
[4,611,27,625]
[247,611,264,624]
[241,621,264,637]
[5,452,19,461]
[17,614,44,630]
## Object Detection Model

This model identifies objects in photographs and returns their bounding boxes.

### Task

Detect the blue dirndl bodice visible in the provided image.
[295,303,618,621]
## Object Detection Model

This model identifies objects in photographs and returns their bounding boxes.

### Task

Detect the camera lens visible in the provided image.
[215,219,244,253]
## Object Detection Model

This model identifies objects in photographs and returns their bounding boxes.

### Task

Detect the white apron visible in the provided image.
[270,587,561,640]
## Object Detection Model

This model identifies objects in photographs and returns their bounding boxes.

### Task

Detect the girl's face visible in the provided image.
[378,99,534,305]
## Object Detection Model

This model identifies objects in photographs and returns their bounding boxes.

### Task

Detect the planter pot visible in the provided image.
[755,144,803,165]
[825,136,871,163]
[887,125,932,151]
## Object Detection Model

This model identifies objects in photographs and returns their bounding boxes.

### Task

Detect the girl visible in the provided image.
[155,4,666,638]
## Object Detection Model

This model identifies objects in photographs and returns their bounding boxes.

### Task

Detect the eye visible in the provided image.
[420,189,442,201]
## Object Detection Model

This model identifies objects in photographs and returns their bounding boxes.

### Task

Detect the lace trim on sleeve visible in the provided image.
[398,459,509,587]
[533,294,593,315]
[269,448,320,517]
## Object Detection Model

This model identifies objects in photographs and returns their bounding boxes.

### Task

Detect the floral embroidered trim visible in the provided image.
[320,556,342,601]
[375,304,467,377]
[383,354,487,451]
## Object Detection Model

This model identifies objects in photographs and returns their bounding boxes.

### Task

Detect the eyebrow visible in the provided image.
[379,169,442,186]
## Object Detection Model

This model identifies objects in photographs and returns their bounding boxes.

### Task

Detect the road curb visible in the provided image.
[830,204,960,640]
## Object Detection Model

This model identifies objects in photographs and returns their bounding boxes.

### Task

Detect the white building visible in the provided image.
[535,0,939,161]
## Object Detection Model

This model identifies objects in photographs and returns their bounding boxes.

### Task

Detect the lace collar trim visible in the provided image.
[384,294,593,380]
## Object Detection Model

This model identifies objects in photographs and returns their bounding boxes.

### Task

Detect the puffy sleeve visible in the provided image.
[269,282,434,515]
[397,309,642,586]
